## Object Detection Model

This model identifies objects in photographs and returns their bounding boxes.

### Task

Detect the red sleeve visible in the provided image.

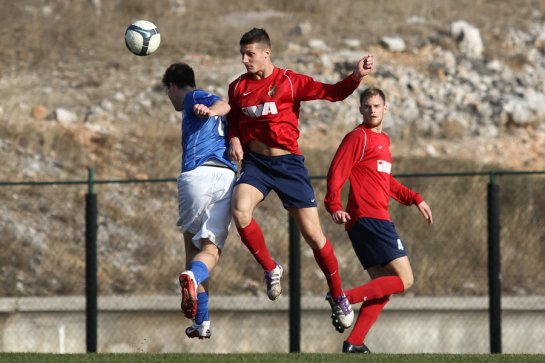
[227,81,240,140]
[389,176,423,206]
[325,130,364,214]
[293,72,361,102]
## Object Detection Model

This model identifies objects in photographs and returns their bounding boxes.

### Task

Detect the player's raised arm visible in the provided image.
[352,54,374,81]
[296,55,374,102]
[193,100,230,118]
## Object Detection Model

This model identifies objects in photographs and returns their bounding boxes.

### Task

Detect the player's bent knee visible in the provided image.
[201,242,220,256]
[231,207,252,227]
[302,233,326,250]
[232,213,251,228]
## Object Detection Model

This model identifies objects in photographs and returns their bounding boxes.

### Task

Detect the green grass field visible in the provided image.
[1,353,544,363]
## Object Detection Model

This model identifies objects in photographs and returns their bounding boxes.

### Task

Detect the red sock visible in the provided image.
[347,296,389,346]
[312,240,343,298]
[345,276,404,304]
[236,219,276,271]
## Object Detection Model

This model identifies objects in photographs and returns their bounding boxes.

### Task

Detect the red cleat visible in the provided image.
[179,271,197,319]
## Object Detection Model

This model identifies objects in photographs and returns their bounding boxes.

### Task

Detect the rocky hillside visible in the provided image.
[1,0,545,183]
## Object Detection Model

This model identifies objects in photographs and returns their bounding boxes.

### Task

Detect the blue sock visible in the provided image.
[195,291,209,324]
[189,260,209,285]
[203,291,209,321]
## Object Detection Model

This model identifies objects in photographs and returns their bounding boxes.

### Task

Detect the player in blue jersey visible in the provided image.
[162,62,237,339]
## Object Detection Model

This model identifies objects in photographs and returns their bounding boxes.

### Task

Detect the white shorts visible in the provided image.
[177,165,235,250]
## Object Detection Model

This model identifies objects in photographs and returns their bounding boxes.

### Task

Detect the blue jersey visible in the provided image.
[181,90,237,173]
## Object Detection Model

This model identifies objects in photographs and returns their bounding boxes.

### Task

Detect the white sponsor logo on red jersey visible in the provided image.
[377,160,392,174]
[241,102,278,118]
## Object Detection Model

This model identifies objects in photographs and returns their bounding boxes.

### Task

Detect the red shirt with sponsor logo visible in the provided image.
[227,66,361,155]
[324,124,423,229]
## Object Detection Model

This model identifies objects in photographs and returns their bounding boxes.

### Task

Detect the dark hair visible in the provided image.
[240,28,271,48]
[162,63,196,88]
[360,87,386,104]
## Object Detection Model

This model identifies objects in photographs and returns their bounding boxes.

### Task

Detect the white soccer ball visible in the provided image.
[124,20,161,56]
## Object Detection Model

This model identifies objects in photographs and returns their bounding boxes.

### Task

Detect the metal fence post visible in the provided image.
[289,214,301,353]
[487,172,501,353]
[85,167,98,353]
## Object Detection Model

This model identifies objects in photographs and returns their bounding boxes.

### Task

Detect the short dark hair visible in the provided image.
[162,63,196,88]
[240,28,271,48]
[360,87,386,104]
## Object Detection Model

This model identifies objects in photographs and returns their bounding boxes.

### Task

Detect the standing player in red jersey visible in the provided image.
[227,27,374,330]
[324,87,433,353]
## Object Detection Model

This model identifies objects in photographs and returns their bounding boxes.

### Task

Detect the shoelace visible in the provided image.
[264,267,280,287]
[336,295,352,315]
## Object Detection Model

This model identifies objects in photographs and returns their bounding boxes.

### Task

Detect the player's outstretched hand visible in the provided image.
[417,201,433,224]
[229,137,244,162]
[332,210,351,225]
[353,54,374,81]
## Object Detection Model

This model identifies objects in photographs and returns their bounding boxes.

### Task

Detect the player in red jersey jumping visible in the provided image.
[227,27,374,329]
[325,87,433,353]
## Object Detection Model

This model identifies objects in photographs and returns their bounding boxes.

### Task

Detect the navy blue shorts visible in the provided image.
[236,151,317,209]
[347,218,408,269]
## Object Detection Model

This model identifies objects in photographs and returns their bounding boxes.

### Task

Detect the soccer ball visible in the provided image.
[124,20,161,56]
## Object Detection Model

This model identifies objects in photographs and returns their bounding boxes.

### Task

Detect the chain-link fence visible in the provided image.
[1,171,544,353]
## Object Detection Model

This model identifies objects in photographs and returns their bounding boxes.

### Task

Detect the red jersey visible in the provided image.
[324,124,423,230]
[227,67,361,155]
